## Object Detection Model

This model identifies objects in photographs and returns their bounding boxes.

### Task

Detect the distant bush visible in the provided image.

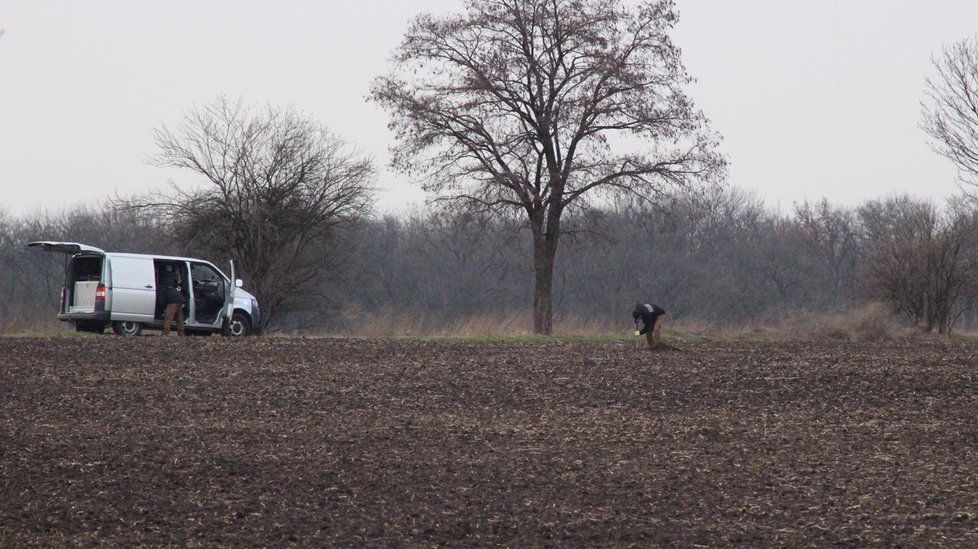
[777,303,908,342]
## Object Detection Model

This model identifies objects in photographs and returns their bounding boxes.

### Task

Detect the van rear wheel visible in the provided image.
[112,321,143,337]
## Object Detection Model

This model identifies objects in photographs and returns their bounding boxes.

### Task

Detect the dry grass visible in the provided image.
[777,302,908,342]
[323,307,628,338]
[340,306,911,344]
[1,303,915,342]
[702,302,910,343]
[0,315,68,336]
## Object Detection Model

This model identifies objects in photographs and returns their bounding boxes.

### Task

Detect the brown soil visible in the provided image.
[2,336,977,546]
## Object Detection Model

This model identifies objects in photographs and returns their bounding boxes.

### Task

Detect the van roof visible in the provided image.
[105,251,216,264]
[27,241,220,266]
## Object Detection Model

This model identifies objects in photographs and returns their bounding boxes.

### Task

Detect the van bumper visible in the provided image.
[58,312,111,323]
[250,301,262,334]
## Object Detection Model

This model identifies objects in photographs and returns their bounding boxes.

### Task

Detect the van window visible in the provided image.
[71,256,102,282]
[191,263,223,284]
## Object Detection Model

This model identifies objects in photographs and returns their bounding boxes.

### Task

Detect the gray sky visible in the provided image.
[1,1,976,217]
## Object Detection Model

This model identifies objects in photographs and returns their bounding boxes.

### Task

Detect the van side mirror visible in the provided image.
[235,279,244,288]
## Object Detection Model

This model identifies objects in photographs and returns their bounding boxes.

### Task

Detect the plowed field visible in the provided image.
[2,336,978,546]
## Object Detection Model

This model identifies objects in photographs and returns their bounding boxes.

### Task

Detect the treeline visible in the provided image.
[331,188,978,334]
[4,187,978,334]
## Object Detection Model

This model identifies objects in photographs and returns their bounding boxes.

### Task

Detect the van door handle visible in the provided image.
[145,284,154,289]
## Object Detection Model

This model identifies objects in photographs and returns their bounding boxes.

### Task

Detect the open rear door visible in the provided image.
[26,241,106,286]
[26,241,108,321]
[26,241,106,254]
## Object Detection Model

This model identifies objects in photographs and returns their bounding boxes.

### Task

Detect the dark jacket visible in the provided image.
[160,269,186,305]
[632,303,665,335]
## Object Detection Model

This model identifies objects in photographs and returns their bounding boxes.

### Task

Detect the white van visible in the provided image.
[27,241,260,336]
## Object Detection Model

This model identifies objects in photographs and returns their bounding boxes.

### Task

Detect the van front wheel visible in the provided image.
[112,321,143,337]
[223,311,251,337]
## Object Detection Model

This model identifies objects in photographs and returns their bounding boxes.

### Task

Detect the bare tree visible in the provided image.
[859,196,934,328]
[858,195,978,334]
[927,199,978,333]
[371,0,724,334]
[142,97,375,330]
[795,199,858,305]
[922,37,978,187]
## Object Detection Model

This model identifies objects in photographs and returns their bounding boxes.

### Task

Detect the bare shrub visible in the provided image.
[143,96,376,331]
[783,303,908,342]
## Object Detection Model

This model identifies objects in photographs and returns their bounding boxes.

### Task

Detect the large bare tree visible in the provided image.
[922,37,978,187]
[144,97,375,330]
[371,0,724,334]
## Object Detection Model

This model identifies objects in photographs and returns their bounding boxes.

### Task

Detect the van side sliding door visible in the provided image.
[109,256,157,323]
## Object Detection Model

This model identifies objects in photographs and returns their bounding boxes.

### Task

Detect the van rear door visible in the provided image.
[26,241,108,316]
[26,241,106,254]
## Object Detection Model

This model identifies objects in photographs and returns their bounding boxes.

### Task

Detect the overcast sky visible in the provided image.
[1,1,976,217]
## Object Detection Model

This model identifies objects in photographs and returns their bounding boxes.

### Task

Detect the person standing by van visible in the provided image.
[160,264,186,336]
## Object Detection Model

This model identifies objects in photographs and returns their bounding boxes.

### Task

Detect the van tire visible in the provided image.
[111,321,143,337]
[223,311,252,337]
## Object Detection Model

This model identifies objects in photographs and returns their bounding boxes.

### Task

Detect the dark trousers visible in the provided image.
[162,303,185,336]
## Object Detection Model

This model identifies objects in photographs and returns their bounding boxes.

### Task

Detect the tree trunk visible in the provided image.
[533,245,555,335]
[531,211,560,335]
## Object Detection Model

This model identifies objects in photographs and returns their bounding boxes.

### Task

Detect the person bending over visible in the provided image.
[632,302,666,349]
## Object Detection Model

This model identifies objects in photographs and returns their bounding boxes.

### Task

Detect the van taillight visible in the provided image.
[95,285,106,301]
